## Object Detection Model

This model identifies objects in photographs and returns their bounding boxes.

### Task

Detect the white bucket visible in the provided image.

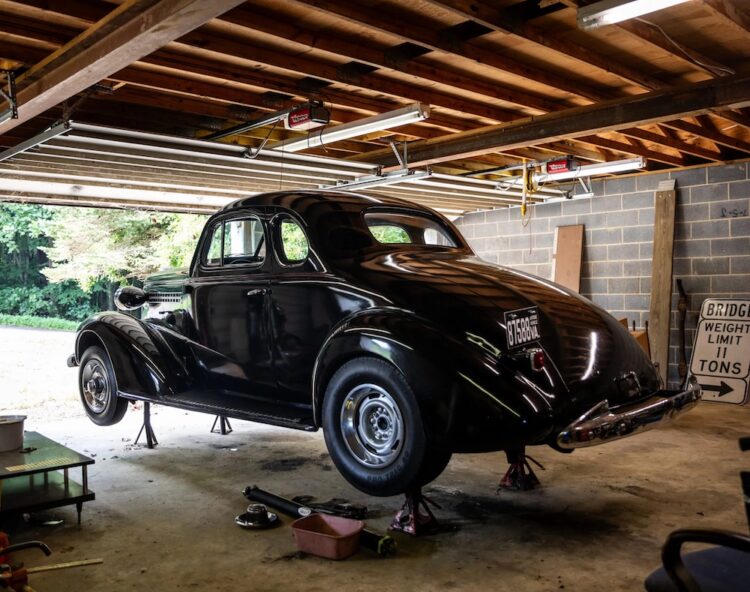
[0,415,26,452]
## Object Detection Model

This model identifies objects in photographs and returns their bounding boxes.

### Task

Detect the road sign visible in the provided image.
[689,298,750,405]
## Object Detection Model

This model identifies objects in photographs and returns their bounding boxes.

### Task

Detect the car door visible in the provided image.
[184,211,277,411]
[266,211,370,412]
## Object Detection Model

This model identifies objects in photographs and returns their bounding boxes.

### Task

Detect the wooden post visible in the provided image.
[649,180,677,385]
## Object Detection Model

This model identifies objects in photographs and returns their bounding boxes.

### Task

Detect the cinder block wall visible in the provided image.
[454,161,750,388]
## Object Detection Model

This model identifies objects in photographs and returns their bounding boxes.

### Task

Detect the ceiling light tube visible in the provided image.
[535,157,645,182]
[578,0,690,29]
[270,103,429,153]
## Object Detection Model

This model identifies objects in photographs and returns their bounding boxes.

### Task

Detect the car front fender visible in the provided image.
[73,312,187,401]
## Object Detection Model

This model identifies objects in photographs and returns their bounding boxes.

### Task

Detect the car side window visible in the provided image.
[223,218,265,265]
[368,224,410,244]
[279,218,309,264]
[205,223,223,266]
[202,216,266,267]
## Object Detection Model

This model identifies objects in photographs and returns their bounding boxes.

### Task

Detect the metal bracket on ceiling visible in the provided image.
[0,70,18,124]
[389,141,409,170]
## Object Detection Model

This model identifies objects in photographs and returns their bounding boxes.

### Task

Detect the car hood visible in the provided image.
[352,250,659,403]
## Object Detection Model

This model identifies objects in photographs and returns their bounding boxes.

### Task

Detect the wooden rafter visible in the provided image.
[293,0,612,101]
[422,0,666,90]
[352,75,750,168]
[562,0,733,77]
[701,0,750,34]
[0,0,247,134]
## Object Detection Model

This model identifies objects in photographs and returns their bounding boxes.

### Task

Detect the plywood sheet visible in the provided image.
[553,224,584,292]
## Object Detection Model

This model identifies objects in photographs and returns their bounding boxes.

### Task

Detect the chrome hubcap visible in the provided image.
[340,384,404,468]
[81,360,109,413]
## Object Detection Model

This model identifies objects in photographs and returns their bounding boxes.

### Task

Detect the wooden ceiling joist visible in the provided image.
[0,0,248,134]
[422,0,666,90]
[294,0,612,101]
[355,75,750,169]
[701,0,750,35]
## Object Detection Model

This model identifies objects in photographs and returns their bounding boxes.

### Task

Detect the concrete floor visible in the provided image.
[5,402,748,592]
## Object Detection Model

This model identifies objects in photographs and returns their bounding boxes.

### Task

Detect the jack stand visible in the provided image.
[498,448,543,491]
[389,488,441,536]
[210,415,233,435]
[135,402,158,449]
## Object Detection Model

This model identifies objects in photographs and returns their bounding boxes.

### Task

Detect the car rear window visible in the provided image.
[364,210,458,247]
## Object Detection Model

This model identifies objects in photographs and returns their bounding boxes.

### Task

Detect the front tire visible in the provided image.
[322,357,448,497]
[79,345,129,426]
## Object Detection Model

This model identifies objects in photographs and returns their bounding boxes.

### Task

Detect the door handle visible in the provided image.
[246,288,269,297]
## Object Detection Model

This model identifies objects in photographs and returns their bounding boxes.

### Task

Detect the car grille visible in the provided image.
[148,291,181,304]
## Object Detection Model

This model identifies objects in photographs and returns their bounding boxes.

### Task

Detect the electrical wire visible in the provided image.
[636,18,735,77]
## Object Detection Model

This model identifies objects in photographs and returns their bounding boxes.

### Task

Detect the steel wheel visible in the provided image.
[78,345,129,426]
[340,383,404,468]
[81,358,111,413]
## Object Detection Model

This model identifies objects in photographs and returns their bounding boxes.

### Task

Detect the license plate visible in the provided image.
[504,307,541,349]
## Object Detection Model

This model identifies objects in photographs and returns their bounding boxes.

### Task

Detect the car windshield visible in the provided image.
[364,210,458,248]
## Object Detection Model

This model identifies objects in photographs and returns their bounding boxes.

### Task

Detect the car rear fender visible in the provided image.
[311,309,546,449]
[74,312,184,400]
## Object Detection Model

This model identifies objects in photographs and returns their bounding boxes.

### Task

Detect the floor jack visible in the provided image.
[0,534,102,591]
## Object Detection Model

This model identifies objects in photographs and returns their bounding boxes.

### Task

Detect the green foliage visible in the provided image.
[0,313,78,331]
[369,224,410,244]
[0,204,53,286]
[42,208,205,289]
[280,219,309,262]
[0,282,97,320]
[0,203,205,322]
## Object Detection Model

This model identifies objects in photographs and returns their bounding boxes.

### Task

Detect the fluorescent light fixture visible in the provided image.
[535,157,645,183]
[578,0,690,29]
[270,103,429,153]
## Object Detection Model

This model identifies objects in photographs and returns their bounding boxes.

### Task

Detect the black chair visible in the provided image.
[645,437,750,592]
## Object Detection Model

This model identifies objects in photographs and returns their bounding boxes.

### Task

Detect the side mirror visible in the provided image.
[114,286,148,311]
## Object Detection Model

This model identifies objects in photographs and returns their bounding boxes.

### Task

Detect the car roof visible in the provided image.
[220,190,433,216]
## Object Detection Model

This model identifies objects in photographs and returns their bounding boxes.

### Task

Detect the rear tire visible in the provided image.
[79,345,129,426]
[322,357,450,497]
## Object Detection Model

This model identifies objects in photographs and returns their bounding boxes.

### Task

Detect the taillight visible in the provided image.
[530,349,545,372]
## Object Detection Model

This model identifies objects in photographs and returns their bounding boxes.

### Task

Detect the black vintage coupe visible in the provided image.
[69,191,700,497]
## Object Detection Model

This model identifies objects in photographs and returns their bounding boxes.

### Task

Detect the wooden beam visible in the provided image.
[216,6,563,113]
[663,119,750,153]
[649,181,677,385]
[620,128,723,161]
[423,0,667,90]
[578,135,686,167]
[701,0,750,34]
[0,0,247,134]
[353,75,750,168]
[295,0,613,101]
[562,0,733,77]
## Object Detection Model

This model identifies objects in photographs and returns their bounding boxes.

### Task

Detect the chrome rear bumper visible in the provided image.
[556,377,701,449]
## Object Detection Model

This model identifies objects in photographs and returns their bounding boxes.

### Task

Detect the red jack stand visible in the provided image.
[498,448,544,491]
[389,488,441,536]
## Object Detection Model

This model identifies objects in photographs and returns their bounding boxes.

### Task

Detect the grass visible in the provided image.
[0,313,78,331]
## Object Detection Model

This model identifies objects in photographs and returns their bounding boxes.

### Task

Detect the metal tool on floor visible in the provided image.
[291,496,367,520]
[0,533,102,591]
[243,485,396,557]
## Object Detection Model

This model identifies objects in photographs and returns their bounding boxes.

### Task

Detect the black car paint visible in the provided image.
[74,191,661,453]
